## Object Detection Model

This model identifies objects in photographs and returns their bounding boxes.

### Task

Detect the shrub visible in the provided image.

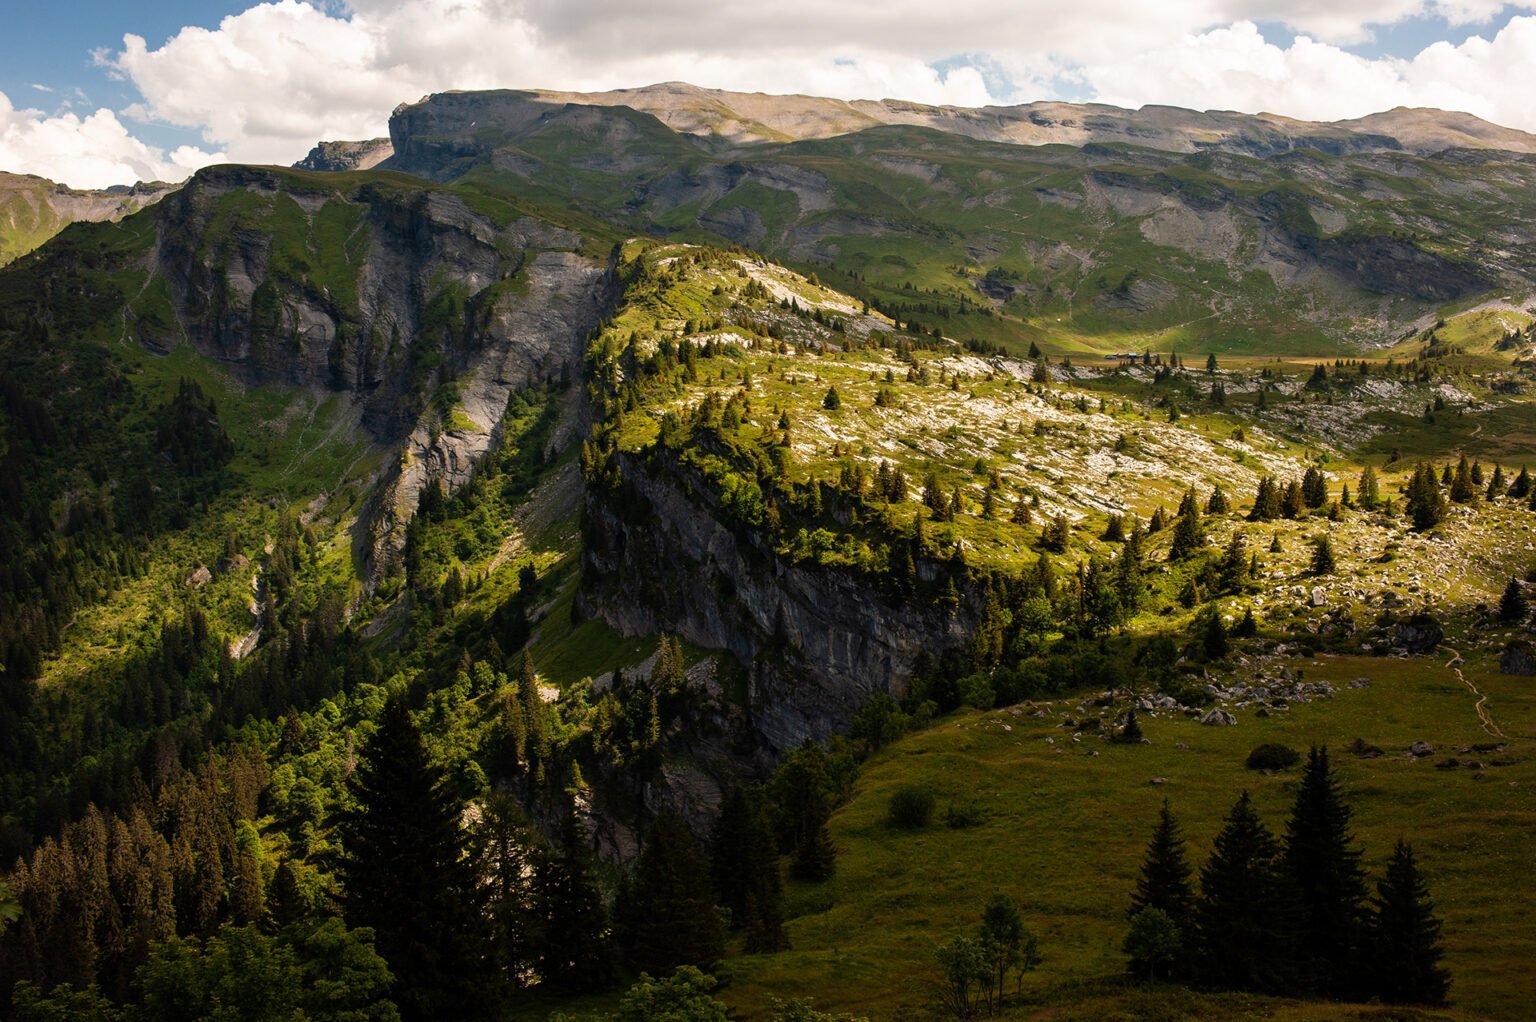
[1246,743,1301,771]
[944,801,987,829]
[887,786,935,830]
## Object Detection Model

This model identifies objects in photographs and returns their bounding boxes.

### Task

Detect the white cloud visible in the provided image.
[1088,15,1536,128]
[0,91,224,190]
[6,0,1536,186]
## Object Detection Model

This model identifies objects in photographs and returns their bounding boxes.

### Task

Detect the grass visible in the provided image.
[721,653,1536,1021]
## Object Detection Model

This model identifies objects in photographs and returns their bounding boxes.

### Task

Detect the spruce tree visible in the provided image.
[1363,464,1388,507]
[1449,455,1477,503]
[1193,792,1298,993]
[1407,463,1446,530]
[338,697,492,1022]
[1131,801,1194,930]
[1169,501,1205,560]
[1282,747,1368,997]
[618,811,726,976]
[535,811,614,991]
[1310,535,1336,576]
[1499,578,1528,624]
[1369,840,1450,1005]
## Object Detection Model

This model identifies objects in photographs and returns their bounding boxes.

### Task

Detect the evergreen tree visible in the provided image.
[1407,463,1446,530]
[1301,467,1328,508]
[1310,535,1337,576]
[535,812,614,991]
[1499,578,1528,624]
[1169,500,1205,560]
[337,698,492,1022]
[712,788,788,952]
[1510,465,1531,499]
[822,386,841,410]
[1280,480,1304,519]
[618,812,726,976]
[1486,464,1506,500]
[1203,612,1230,660]
[1193,792,1298,993]
[1282,747,1368,997]
[1369,841,1450,1005]
[1205,484,1229,515]
[1233,606,1258,638]
[1131,801,1194,931]
[1449,455,1477,503]
[1249,478,1281,521]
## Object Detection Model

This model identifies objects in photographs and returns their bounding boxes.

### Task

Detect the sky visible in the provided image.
[8,0,1536,188]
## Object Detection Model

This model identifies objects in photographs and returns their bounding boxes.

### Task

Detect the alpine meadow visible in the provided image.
[6,15,1536,1022]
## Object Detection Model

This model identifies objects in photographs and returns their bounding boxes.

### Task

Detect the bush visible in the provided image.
[944,801,987,829]
[887,786,935,829]
[1245,743,1301,771]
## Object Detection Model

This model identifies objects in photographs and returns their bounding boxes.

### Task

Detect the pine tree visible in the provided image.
[1301,467,1327,508]
[1449,455,1477,503]
[1369,840,1450,1005]
[1131,801,1194,930]
[1407,463,1446,530]
[1499,578,1528,624]
[1280,480,1304,519]
[1202,612,1229,660]
[1249,478,1281,521]
[1206,484,1229,515]
[1233,606,1258,637]
[1510,466,1531,499]
[535,812,615,991]
[1169,500,1205,560]
[1310,535,1336,576]
[1487,464,1506,500]
[1282,747,1368,997]
[619,811,726,975]
[338,697,492,1022]
[1193,792,1298,993]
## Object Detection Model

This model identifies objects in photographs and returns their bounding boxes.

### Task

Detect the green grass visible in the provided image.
[722,653,1536,1021]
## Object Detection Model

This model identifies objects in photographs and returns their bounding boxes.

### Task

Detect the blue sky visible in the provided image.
[7,1,1536,187]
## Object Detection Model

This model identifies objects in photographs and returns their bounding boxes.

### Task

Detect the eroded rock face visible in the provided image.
[293,139,394,172]
[145,165,614,584]
[578,449,977,751]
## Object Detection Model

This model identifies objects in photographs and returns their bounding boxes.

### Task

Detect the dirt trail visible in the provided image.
[1442,645,1505,739]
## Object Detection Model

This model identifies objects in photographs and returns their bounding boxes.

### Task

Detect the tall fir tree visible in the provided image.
[1131,801,1195,931]
[1282,747,1368,997]
[535,811,615,991]
[337,697,492,1022]
[1369,840,1451,1005]
[617,811,726,976]
[1193,792,1298,993]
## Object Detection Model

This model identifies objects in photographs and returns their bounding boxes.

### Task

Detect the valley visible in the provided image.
[0,86,1533,1022]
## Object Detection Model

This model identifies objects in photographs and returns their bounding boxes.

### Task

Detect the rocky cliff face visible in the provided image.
[579,450,976,750]
[293,139,394,172]
[143,165,615,580]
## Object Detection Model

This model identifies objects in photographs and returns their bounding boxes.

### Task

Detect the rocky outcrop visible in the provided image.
[578,449,976,751]
[1501,640,1536,676]
[293,139,394,172]
[143,165,615,582]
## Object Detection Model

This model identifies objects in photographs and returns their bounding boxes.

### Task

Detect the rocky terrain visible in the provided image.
[0,170,175,266]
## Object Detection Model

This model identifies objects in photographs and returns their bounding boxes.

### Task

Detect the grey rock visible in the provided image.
[1201,709,1238,727]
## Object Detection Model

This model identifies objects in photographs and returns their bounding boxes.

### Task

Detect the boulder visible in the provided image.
[1410,741,1434,757]
[184,565,212,590]
[1500,640,1536,676]
[1395,613,1444,653]
[1201,709,1237,727]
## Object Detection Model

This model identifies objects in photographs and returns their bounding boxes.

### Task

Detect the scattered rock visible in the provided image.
[1410,741,1435,758]
[1310,587,1327,607]
[1434,758,1460,770]
[1149,777,1169,786]
[1349,677,1372,689]
[1201,709,1237,727]
[184,565,212,590]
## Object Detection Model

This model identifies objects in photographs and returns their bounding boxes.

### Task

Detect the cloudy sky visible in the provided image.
[8,0,1536,187]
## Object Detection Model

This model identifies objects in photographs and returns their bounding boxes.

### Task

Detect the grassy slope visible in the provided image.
[722,652,1536,1021]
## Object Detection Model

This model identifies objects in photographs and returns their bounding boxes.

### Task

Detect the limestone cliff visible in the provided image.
[579,448,977,750]
[141,165,615,581]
